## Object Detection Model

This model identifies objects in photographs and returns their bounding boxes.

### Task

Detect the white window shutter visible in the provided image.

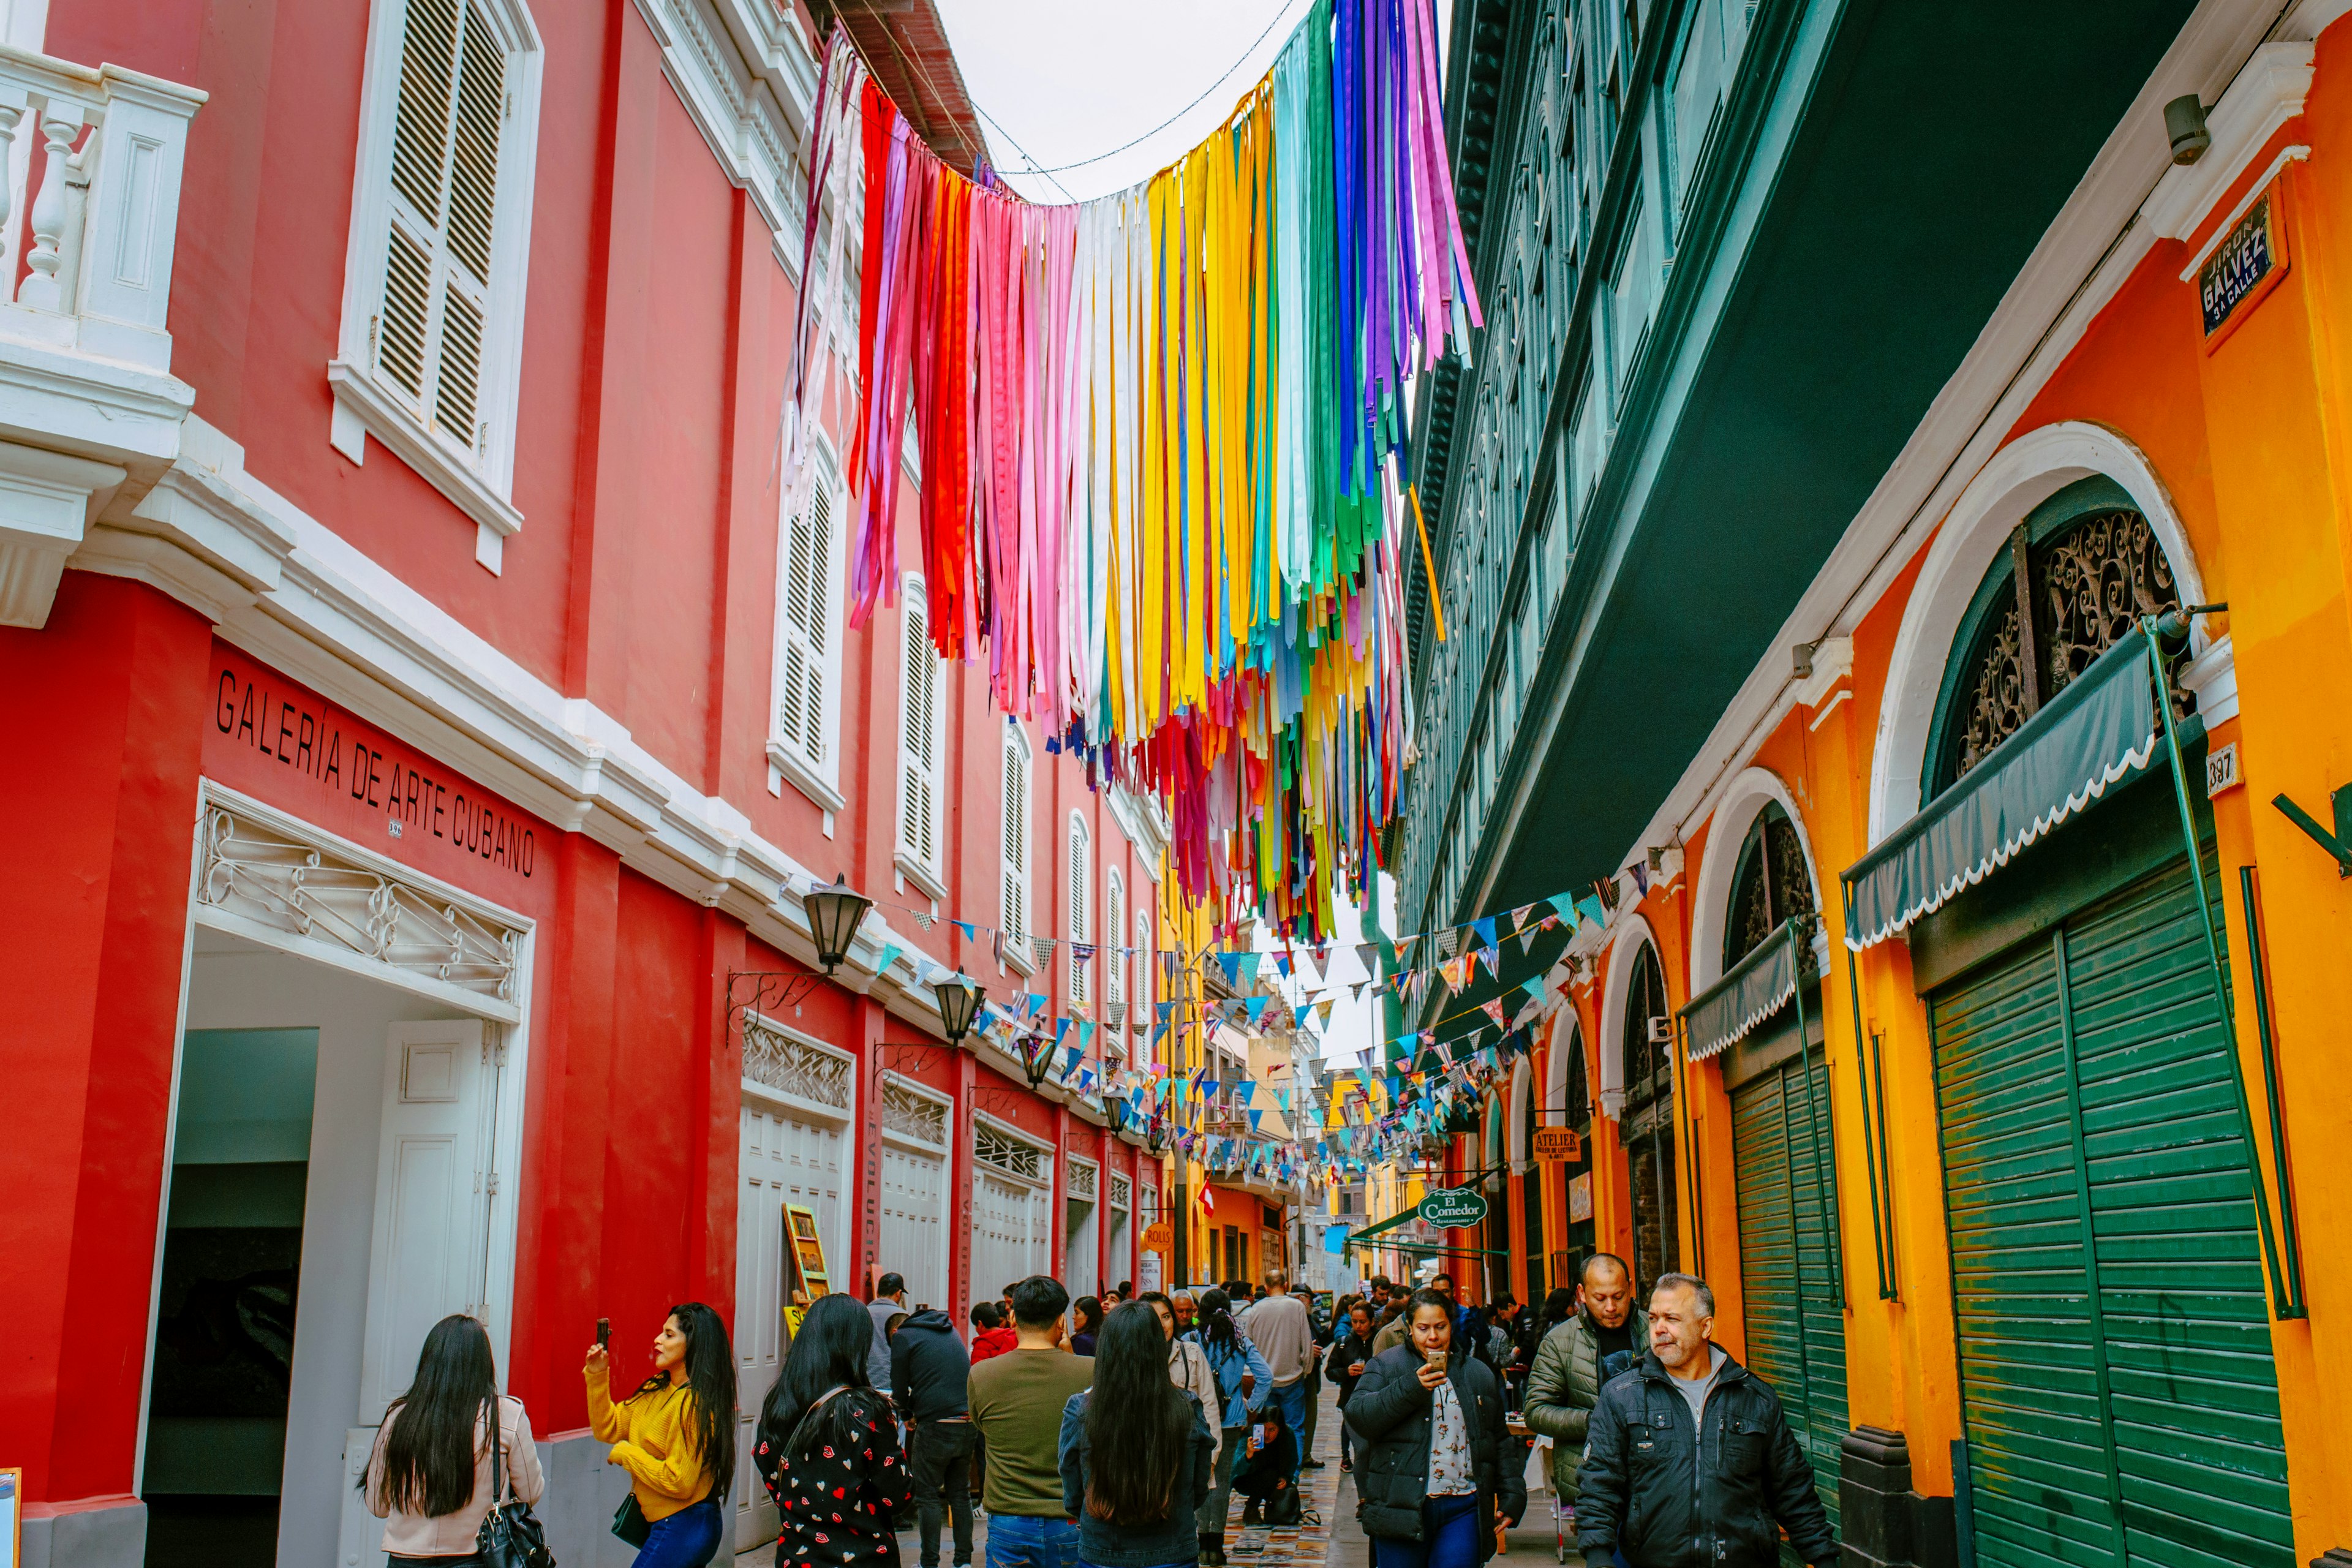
[1002,733,1030,945]
[899,593,938,868]
[1068,818,1089,1004]
[775,475,834,769]
[377,0,505,458]
[1106,874,1125,1012]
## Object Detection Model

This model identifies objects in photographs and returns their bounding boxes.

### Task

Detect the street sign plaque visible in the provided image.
[1532,1126,1580,1161]
[1417,1186,1490,1227]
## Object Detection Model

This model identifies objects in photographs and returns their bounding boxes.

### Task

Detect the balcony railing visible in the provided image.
[0,43,203,629]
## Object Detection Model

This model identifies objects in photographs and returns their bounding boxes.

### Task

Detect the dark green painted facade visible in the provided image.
[1395,0,2201,959]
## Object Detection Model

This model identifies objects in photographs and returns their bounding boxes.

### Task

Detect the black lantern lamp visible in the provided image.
[1017,1030,1057,1091]
[801,876,874,974]
[1144,1115,1169,1155]
[932,971,981,1045]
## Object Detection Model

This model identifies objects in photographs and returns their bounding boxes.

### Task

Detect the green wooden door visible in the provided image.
[1731,1045,1846,1548]
[1930,853,2292,1568]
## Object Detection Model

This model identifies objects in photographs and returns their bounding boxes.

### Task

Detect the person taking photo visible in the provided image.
[755,1293,914,1568]
[1056,1302,1215,1568]
[1185,1289,1273,1567]
[365,1314,544,1566]
[586,1302,735,1568]
[1344,1288,1525,1568]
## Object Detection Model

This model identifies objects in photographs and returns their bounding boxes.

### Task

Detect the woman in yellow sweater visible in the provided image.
[586,1301,737,1568]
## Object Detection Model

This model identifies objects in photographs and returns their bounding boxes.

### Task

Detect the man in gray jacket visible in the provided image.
[1520,1253,1637,1504]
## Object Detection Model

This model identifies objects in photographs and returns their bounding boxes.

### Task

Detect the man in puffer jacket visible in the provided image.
[1575,1275,1835,1568]
[1521,1253,1639,1506]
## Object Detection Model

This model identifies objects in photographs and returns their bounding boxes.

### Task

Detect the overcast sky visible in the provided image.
[936,0,1452,206]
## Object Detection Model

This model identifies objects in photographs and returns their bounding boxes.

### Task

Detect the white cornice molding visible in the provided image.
[633,0,812,276]
[1605,0,2275,887]
[2142,41,2313,243]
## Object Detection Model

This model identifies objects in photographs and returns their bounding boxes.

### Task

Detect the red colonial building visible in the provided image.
[0,2,1161,1566]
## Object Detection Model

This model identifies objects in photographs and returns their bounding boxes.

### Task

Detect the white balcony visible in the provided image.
[0,43,202,627]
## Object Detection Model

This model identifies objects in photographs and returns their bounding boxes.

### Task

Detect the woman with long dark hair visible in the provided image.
[366,1314,543,1563]
[1057,1302,1214,1568]
[1069,1295,1104,1356]
[586,1302,736,1568]
[1183,1288,1272,1566]
[753,1292,912,1568]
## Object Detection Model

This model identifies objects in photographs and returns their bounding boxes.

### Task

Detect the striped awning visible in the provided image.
[1843,627,2160,951]
[1680,918,1803,1061]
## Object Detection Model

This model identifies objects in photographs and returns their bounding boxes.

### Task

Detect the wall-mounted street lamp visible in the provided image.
[933,971,981,1045]
[801,876,874,974]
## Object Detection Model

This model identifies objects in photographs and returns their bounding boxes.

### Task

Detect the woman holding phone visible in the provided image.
[1344,1289,1525,1568]
[585,1303,736,1568]
[365,1314,544,1564]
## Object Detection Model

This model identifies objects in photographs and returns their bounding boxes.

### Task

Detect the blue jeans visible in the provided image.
[1271,1381,1308,1474]
[634,1495,723,1568]
[986,1512,1079,1568]
[1371,1494,1480,1568]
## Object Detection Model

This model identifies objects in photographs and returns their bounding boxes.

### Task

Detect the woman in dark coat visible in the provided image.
[1343,1290,1526,1568]
[1329,1298,1381,1473]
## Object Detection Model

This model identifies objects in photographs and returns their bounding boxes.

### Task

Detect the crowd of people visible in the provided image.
[352,1257,1834,1568]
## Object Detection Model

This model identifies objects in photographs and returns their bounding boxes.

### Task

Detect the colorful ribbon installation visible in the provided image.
[782,0,1480,943]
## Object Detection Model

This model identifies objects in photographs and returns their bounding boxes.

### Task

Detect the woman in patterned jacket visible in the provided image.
[754,1294,914,1568]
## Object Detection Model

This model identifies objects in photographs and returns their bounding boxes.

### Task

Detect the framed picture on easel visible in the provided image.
[782,1204,831,1341]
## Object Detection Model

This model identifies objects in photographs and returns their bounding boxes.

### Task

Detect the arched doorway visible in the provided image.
[1618,942,1676,1291]
[1888,468,2291,1566]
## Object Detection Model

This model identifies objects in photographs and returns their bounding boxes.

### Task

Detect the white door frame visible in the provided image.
[141,780,537,1493]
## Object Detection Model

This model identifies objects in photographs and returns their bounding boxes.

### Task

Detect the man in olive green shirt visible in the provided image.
[969,1276,1094,1568]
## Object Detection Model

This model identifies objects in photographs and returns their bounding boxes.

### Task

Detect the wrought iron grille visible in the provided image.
[743,1017,853,1107]
[197,802,520,1003]
[1945,507,2184,789]
[1108,1173,1131,1210]
[1068,1159,1098,1200]
[881,1078,948,1145]
[974,1123,1046,1183]
[1725,805,1815,974]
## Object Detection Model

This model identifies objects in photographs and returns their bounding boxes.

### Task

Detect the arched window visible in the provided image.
[1620,941,1677,1289]
[1068,815,1091,1005]
[1134,904,1154,1062]
[1931,477,2184,797]
[897,576,943,875]
[1724,802,1815,973]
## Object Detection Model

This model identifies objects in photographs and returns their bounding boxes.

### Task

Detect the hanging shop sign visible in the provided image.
[1532,1126,1581,1162]
[1142,1220,1174,1253]
[1417,1186,1489,1227]
[2200,186,2289,345]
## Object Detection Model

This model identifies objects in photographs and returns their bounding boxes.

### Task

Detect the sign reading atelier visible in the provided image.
[1532,1126,1581,1162]
[2201,192,2281,337]
[1417,1186,1490,1227]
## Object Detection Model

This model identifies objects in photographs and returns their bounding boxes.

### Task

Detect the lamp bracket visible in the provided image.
[726,970,825,1038]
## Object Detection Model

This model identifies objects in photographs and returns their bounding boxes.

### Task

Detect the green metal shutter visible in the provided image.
[1730,1046,1847,1548]
[1930,853,2292,1568]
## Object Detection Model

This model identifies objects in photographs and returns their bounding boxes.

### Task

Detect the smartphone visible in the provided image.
[596,1317,611,1349]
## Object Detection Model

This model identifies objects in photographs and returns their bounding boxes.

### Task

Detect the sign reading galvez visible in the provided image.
[2201,191,2281,337]
[1417,1186,1489,1227]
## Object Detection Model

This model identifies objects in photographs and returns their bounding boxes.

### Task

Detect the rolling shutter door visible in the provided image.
[1931,852,2291,1568]
[1729,1047,1845,1549]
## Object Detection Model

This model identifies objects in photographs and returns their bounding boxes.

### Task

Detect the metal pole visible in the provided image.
[2143,620,2293,1317]
[1789,918,1844,1308]
[1843,925,1895,1302]
[2236,866,2307,1316]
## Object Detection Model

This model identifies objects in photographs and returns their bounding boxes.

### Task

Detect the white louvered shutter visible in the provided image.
[1106,872,1125,1017]
[899,593,940,868]
[1135,907,1153,1060]
[775,473,834,769]
[379,0,505,456]
[1068,818,1090,1004]
[1001,732,1030,946]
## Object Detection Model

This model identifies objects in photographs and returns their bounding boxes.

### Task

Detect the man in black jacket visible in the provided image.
[889,1306,975,1568]
[1575,1274,1835,1568]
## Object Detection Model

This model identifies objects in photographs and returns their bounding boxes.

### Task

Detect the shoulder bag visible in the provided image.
[478,1399,556,1568]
